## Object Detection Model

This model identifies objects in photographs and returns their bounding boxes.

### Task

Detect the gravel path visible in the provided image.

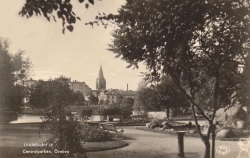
[87,126,243,158]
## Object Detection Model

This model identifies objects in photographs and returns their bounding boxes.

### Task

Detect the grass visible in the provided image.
[136,126,250,141]
[0,124,50,157]
[83,139,128,152]
[0,123,128,157]
[136,126,201,138]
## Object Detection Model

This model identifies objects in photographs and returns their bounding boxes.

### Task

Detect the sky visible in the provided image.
[0,0,146,91]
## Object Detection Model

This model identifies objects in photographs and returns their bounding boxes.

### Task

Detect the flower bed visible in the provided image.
[82,125,112,142]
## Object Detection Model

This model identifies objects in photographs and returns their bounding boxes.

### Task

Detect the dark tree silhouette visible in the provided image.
[19,0,95,33]
[94,1,250,158]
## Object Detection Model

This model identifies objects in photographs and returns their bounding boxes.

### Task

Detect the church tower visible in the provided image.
[96,65,106,91]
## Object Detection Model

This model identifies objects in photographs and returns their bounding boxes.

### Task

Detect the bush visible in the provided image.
[150,119,160,127]
[80,109,92,121]
[82,125,112,142]
[146,123,151,128]
[162,121,169,126]
[216,129,235,138]
[151,124,157,129]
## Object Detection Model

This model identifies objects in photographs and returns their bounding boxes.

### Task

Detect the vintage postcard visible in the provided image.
[0,0,249,158]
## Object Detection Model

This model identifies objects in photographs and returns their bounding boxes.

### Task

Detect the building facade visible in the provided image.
[96,65,106,91]
[70,80,92,96]
[105,89,137,104]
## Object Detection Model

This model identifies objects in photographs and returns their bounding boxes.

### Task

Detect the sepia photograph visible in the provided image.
[0,0,250,158]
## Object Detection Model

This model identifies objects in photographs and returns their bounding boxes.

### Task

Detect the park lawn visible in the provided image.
[136,126,250,141]
[0,124,50,157]
[83,140,128,152]
[0,124,128,157]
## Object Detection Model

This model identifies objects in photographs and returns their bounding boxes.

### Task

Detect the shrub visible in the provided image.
[82,125,112,142]
[146,123,151,128]
[150,119,160,127]
[216,129,235,138]
[162,126,167,130]
[81,109,92,117]
[151,124,157,129]
[162,121,169,126]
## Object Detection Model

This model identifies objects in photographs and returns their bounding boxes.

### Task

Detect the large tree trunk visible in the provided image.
[211,124,216,158]
[191,105,212,158]
[203,137,210,158]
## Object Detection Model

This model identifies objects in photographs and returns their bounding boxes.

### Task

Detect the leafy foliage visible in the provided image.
[38,76,87,157]
[73,91,85,105]
[11,51,32,85]
[93,1,250,157]
[40,95,86,158]
[28,76,79,108]
[82,125,111,142]
[120,97,134,119]
[88,94,98,105]
[19,0,96,33]
[103,96,134,119]
[0,38,32,121]
[102,105,122,116]
[80,108,92,121]
[135,84,161,111]
[135,76,189,113]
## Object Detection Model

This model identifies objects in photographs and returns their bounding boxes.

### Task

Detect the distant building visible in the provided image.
[70,80,92,96]
[98,90,108,104]
[24,78,39,87]
[91,90,99,98]
[105,89,137,104]
[96,65,106,91]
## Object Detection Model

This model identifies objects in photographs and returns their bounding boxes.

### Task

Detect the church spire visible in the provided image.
[99,64,104,79]
[96,64,106,91]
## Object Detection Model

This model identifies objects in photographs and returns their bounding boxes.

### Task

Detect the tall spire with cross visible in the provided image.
[96,64,106,91]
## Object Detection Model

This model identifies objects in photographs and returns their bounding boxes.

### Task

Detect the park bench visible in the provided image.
[100,123,124,138]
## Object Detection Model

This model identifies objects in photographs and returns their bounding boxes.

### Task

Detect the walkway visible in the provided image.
[87,126,243,158]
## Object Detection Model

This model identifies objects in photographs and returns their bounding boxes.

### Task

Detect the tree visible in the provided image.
[0,38,32,122]
[88,94,98,105]
[30,76,87,157]
[19,0,97,33]
[135,83,161,111]
[80,108,92,121]
[154,75,190,117]
[96,1,250,158]
[135,76,190,117]
[116,95,123,105]
[40,90,86,158]
[102,105,122,116]
[17,0,250,157]
[28,80,48,108]
[73,91,85,106]
[28,76,76,109]
[120,97,134,119]
[11,50,32,85]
